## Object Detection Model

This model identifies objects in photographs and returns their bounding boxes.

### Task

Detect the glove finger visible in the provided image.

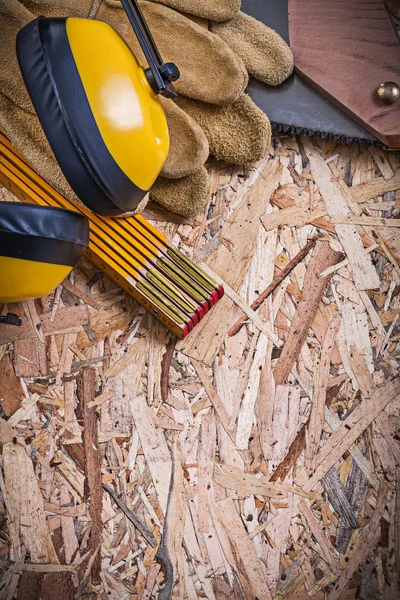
[100,1,248,105]
[211,11,294,86]
[182,14,209,29]
[147,0,241,22]
[20,0,91,16]
[150,167,211,217]
[175,94,271,165]
[0,0,36,112]
[160,97,209,179]
[138,1,248,104]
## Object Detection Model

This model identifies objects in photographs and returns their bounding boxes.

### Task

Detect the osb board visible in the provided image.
[0,135,400,599]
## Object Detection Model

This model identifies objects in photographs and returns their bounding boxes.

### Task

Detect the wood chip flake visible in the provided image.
[197,411,216,533]
[303,138,380,290]
[3,442,59,564]
[178,159,282,365]
[236,332,270,449]
[105,334,149,379]
[212,497,273,600]
[350,170,400,203]
[306,316,341,470]
[265,385,300,590]
[330,215,400,228]
[298,500,339,575]
[368,147,394,180]
[327,482,389,600]
[324,407,380,490]
[7,393,39,427]
[261,202,327,231]
[302,379,400,493]
[130,394,171,514]
[213,463,319,500]
[200,263,281,346]
[337,303,373,390]
[192,358,233,440]
[274,240,340,386]
[162,439,186,596]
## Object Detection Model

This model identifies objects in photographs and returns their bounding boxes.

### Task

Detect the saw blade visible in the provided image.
[242,0,382,147]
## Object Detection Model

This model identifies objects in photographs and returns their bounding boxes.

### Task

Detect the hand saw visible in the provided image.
[242,0,388,147]
[0,132,223,339]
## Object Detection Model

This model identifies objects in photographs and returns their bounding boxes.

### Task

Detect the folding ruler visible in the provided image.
[0,132,223,338]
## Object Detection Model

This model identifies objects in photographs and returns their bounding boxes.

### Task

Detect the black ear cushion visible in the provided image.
[16,17,146,217]
[0,201,89,266]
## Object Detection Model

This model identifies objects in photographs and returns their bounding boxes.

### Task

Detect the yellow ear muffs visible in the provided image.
[16,14,171,216]
[0,202,89,303]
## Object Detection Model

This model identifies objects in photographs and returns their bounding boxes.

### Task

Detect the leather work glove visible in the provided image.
[0,0,293,217]
[147,0,241,23]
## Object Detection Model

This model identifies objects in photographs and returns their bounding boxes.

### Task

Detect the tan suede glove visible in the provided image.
[0,0,293,217]
[147,0,241,22]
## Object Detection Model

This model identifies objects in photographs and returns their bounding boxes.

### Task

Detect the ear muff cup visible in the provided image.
[16,17,168,216]
[0,202,89,302]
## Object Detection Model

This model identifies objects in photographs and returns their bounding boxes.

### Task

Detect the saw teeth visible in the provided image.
[267,121,385,148]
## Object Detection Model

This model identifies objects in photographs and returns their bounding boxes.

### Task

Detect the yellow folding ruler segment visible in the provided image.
[0,133,223,338]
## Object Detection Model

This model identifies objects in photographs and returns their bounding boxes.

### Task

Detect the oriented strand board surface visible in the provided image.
[1,135,400,598]
[289,0,400,148]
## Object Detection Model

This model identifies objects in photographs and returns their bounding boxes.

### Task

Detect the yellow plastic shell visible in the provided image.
[0,256,71,303]
[66,18,169,191]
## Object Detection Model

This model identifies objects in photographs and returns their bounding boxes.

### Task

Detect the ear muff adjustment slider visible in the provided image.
[121,0,180,98]
[0,313,22,326]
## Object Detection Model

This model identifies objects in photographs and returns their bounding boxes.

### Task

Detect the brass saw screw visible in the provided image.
[376,82,400,104]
